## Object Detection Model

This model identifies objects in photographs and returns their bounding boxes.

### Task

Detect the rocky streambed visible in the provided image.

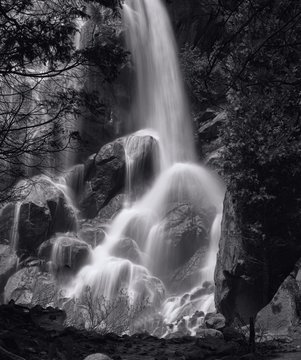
[1,302,301,360]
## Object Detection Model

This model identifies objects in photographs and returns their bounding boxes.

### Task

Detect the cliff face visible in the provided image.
[215,191,301,324]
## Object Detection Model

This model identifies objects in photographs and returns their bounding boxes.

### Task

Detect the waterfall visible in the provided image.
[67,0,224,334]
[124,0,195,169]
[10,202,21,252]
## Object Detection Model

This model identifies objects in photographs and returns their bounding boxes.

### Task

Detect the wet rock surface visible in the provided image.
[0,303,257,360]
[0,245,17,298]
[4,267,58,307]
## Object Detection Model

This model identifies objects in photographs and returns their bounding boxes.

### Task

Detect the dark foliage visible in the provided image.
[0,0,127,203]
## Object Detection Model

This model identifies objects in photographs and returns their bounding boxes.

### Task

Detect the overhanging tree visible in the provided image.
[0,0,127,203]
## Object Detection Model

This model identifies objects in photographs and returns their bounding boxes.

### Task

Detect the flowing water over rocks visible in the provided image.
[0,0,225,337]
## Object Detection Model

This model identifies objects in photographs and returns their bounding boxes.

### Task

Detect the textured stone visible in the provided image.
[167,247,208,292]
[256,272,301,338]
[162,202,212,272]
[196,328,224,339]
[215,191,301,324]
[204,312,226,330]
[39,235,91,276]
[4,267,58,307]
[84,354,112,360]
[215,192,263,323]
[0,245,17,298]
[80,134,157,219]
[16,176,77,257]
[112,237,142,264]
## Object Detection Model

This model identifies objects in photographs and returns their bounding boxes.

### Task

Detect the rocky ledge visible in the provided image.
[1,302,299,360]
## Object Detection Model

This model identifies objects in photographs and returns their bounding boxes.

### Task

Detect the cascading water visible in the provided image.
[67,0,225,335]
[124,0,195,169]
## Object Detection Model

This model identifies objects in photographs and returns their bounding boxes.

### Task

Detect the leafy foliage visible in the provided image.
[180,0,301,294]
[0,0,127,203]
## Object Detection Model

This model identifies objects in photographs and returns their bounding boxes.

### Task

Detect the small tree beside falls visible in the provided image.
[180,0,301,310]
[0,0,127,204]
[65,287,151,335]
[221,0,301,303]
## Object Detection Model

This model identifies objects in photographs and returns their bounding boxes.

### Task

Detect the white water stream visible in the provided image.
[66,0,224,334]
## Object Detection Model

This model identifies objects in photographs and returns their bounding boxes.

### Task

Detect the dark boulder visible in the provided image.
[0,203,15,245]
[80,134,158,219]
[16,176,77,257]
[80,138,126,218]
[215,191,301,324]
[39,234,91,277]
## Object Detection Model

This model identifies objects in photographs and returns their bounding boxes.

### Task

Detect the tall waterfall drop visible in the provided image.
[68,0,224,334]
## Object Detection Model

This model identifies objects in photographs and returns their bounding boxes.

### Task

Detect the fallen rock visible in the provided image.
[4,267,58,307]
[14,176,78,257]
[256,272,301,338]
[79,225,106,248]
[204,312,226,330]
[196,328,224,339]
[84,354,112,360]
[44,235,91,277]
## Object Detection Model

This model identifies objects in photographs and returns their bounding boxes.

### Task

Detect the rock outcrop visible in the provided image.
[4,266,57,307]
[39,234,91,276]
[80,134,158,219]
[16,177,77,257]
[0,302,253,360]
[256,258,301,339]
[215,192,263,323]
[215,191,301,325]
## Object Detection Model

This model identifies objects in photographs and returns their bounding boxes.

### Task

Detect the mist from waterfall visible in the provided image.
[68,0,224,334]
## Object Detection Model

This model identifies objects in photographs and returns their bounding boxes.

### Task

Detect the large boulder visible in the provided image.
[4,267,58,307]
[39,234,91,277]
[0,203,15,245]
[80,138,126,218]
[256,260,301,339]
[215,192,263,323]
[80,134,158,218]
[215,191,301,324]
[84,355,112,360]
[16,176,77,257]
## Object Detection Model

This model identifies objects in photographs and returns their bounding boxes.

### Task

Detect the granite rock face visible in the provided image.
[215,191,301,325]
[256,259,301,339]
[215,192,264,323]
[17,177,77,258]
[80,134,157,219]
[4,266,58,307]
